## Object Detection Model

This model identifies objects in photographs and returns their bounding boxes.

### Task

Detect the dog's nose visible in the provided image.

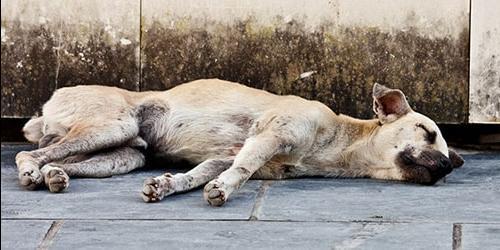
[439,156,452,168]
[449,150,465,168]
[429,152,453,180]
[411,150,453,185]
[418,150,441,168]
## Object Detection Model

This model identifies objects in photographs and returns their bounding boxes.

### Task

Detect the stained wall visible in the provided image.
[141,0,469,123]
[1,0,496,124]
[1,0,140,117]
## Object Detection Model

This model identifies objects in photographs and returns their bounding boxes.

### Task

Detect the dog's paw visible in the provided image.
[16,152,43,190]
[44,168,69,193]
[18,168,43,190]
[141,174,175,203]
[203,180,227,206]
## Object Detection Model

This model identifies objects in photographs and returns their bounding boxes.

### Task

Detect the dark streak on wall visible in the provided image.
[55,27,140,91]
[1,21,57,117]
[1,20,139,117]
[142,18,469,122]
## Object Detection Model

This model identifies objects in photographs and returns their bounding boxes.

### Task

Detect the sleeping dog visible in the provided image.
[17,79,464,206]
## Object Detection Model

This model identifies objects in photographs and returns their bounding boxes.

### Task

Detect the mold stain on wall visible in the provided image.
[141,16,469,122]
[1,20,58,117]
[1,20,140,117]
[1,0,140,118]
[1,0,470,122]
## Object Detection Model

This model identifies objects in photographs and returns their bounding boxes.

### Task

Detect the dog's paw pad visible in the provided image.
[19,169,43,190]
[46,169,69,193]
[141,176,174,203]
[204,181,226,206]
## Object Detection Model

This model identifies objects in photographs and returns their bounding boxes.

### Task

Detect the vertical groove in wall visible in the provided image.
[467,0,472,123]
[139,0,143,91]
[54,20,62,91]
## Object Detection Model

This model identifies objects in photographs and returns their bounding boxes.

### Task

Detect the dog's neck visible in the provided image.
[308,114,381,176]
[336,115,381,161]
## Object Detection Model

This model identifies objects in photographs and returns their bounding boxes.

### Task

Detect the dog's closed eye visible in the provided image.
[416,123,437,144]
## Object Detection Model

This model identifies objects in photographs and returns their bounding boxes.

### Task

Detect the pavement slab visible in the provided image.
[1,144,499,249]
[1,220,53,250]
[461,224,500,249]
[1,165,261,221]
[259,154,500,223]
[49,220,452,250]
[1,144,260,220]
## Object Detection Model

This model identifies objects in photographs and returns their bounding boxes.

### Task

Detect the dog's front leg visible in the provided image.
[203,134,285,206]
[142,158,234,202]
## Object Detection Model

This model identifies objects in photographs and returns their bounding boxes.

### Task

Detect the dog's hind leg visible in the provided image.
[39,147,145,192]
[22,117,44,144]
[16,117,139,190]
[37,122,67,148]
[142,158,234,202]
[22,117,68,148]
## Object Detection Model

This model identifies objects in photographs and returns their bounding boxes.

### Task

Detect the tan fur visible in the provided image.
[16,79,462,206]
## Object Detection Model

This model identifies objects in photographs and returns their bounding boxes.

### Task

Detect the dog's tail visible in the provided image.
[22,116,44,143]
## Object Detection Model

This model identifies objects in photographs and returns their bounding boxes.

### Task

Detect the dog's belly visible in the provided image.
[135,78,321,165]
[151,136,245,164]
[143,112,252,163]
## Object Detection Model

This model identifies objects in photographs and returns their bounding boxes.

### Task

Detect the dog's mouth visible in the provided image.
[397,148,458,185]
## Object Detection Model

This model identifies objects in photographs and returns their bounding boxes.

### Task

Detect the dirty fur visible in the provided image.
[16,79,464,205]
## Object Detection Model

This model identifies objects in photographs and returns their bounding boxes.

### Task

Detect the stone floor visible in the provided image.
[1,144,499,250]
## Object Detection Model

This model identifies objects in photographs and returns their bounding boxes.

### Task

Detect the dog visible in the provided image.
[17,79,464,206]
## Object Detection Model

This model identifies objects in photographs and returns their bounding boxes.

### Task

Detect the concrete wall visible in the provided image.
[469,0,500,123]
[1,0,497,123]
[141,0,469,123]
[1,0,140,117]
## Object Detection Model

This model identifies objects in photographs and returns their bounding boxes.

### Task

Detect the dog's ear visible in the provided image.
[372,83,411,123]
[448,149,464,168]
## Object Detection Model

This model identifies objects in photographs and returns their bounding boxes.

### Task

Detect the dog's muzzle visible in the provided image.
[397,148,458,185]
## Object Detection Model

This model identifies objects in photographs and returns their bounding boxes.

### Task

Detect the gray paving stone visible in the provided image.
[1,145,260,220]
[356,223,452,250]
[2,144,499,249]
[260,154,500,223]
[50,220,452,250]
[1,220,52,250]
[1,144,36,168]
[1,168,261,220]
[462,224,500,250]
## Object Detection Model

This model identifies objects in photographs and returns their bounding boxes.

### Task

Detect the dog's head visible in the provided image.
[369,83,464,185]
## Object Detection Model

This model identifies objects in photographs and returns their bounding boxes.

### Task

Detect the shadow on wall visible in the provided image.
[143,17,469,122]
